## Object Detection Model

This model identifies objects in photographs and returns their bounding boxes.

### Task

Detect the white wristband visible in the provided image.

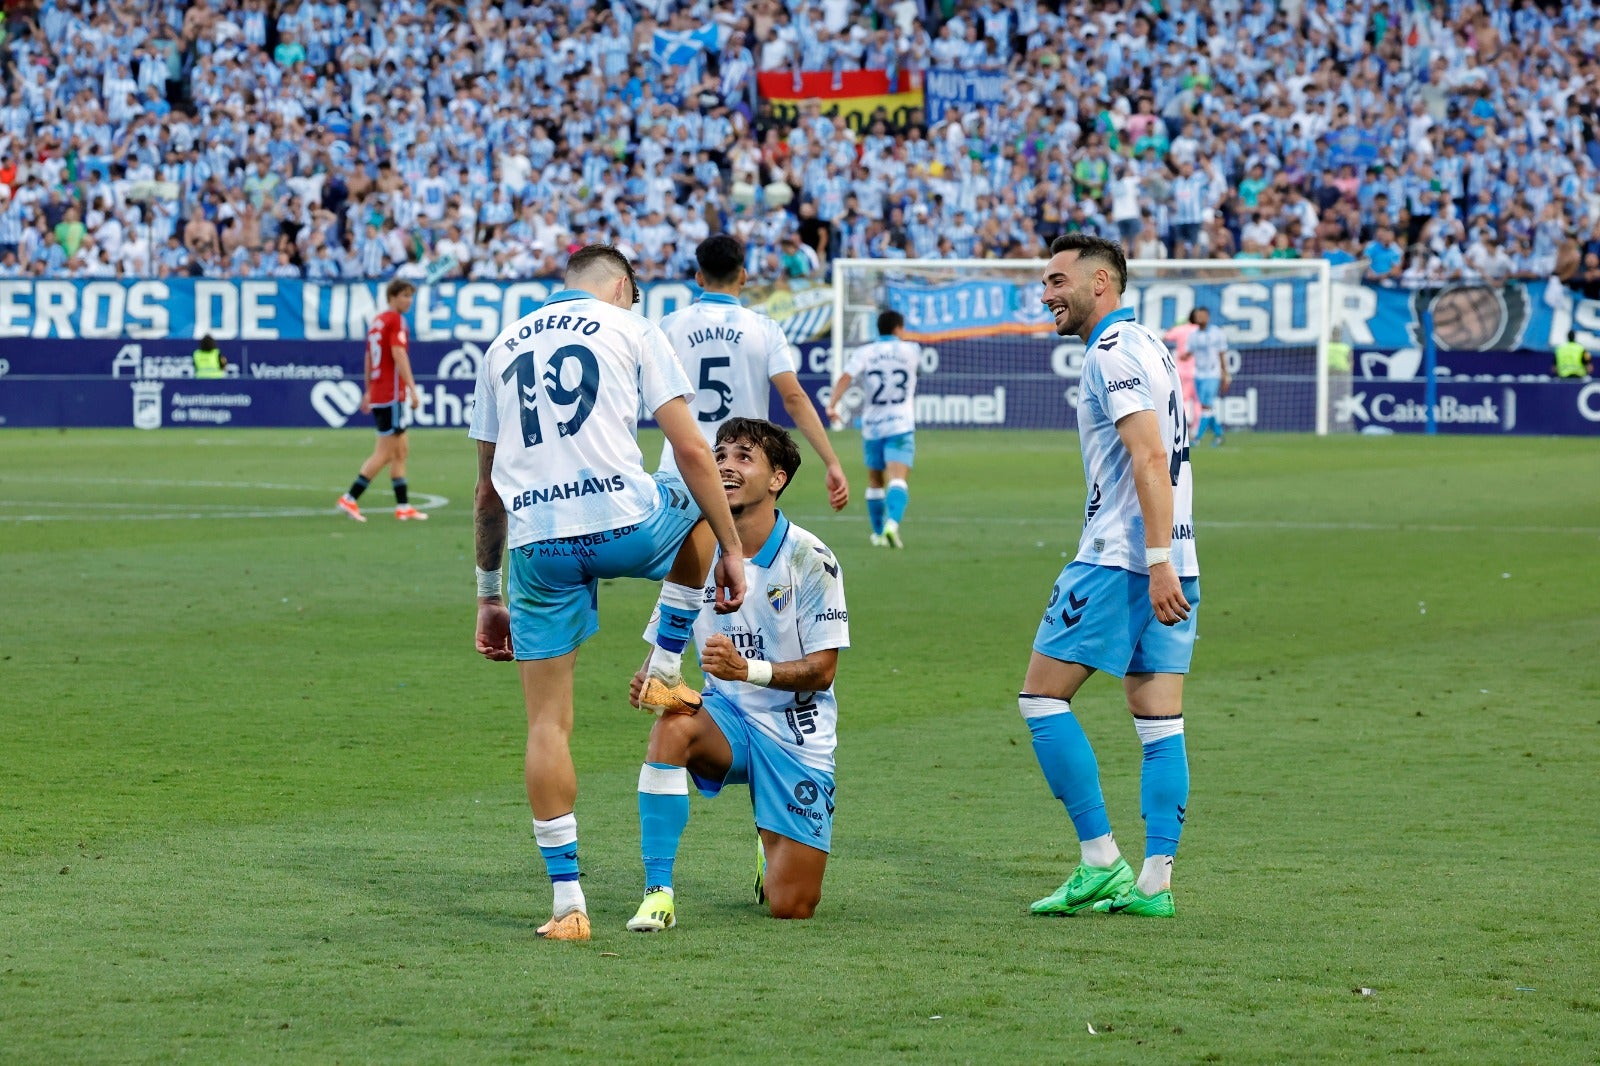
[1144,547,1172,568]
[744,659,773,687]
[475,566,503,599]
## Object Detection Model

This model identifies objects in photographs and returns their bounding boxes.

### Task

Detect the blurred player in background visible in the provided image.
[337,280,427,521]
[1163,310,1201,431]
[626,418,847,932]
[658,234,849,513]
[825,310,920,548]
[1023,234,1199,919]
[469,245,745,942]
[1187,307,1232,446]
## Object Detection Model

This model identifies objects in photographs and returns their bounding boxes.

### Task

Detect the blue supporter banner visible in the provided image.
[0,277,1583,353]
[924,68,1008,123]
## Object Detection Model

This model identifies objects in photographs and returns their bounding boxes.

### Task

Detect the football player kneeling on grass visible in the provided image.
[627,418,849,930]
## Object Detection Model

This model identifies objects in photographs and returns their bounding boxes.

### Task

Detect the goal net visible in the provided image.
[830,258,1351,436]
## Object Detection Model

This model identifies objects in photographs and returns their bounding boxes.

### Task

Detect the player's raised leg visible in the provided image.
[1021,650,1133,915]
[1094,673,1188,918]
[639,519,717,716]
[520,651,591,941]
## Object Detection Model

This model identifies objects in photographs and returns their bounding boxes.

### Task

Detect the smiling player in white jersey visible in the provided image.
[469,244,745,942]
[1021,234,1200,920]
[626,418,848,932]
[658,234,849,514]
[825,309,921,548]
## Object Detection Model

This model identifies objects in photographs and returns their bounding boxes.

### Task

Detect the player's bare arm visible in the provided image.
[393,341,419,407]
[702,634,838,692]
[774,370,849,511]
[656,396,746,612]
[1115,409,1190,626]
[824,371,854,422]
[473,440,514,661]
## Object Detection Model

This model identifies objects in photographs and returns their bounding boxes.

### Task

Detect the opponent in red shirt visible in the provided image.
[336,280,428,521]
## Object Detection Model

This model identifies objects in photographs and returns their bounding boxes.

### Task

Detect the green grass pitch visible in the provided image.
[2,428,1598,1063]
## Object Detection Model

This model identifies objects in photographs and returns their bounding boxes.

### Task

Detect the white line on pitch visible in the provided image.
[785,513,1600,536]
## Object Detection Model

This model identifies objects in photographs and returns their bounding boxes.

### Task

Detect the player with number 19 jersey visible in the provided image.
[468,290,693,547]
[1075,307,1198,579]
[657,294,796,474]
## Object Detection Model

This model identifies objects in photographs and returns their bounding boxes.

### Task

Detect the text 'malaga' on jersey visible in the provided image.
[468,289,692,546]
[1075,307,1199,578]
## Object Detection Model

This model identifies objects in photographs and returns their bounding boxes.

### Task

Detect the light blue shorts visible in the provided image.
[863,431,915,471]
[691,690,835,852]
[508,473,701,660]
[1195,377,1221,407]
[1032,561,1201,678]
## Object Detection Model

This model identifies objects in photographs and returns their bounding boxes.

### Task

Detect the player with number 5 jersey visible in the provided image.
[1020,234,1200,922]
[657,235,849,514]
[468,245,746,943]
[827,310,921,548]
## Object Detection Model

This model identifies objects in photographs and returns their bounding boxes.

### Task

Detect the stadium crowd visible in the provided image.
[3,0,1600,296]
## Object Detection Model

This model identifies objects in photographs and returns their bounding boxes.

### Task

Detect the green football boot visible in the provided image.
[626,887,677,932]
[1030,857,1135,915]
[1093,886,1176,918]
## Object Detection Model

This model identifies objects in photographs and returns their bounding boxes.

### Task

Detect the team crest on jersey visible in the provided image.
[767,584,792,612]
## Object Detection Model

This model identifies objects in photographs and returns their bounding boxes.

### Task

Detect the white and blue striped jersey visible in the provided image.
[1075,307,1198,578]
[1188,323,1229,380]
[656,292,797,474]
[645,514,849,772]
[469,289,692,547]
[842,335,921,440]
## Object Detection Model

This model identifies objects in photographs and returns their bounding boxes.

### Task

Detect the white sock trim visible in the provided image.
[865,487,886,500]
[638,763,689,796]
[1138,854,1173,894]
[658,581,702,611]
[533,813,578,848]
[1134,715,1185,745]
[553,879,586,915]
[887,477,908,492]
[1018,694,1072,721]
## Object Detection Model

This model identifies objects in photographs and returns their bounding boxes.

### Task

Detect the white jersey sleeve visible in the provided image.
[657,295,795,473]
[1074,310,1198,577]
[472,291,691,546]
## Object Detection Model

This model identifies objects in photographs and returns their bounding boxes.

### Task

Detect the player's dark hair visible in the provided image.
[199,334,217,350]
[716,418,801,499]
[877,310,904,336]
[565,243,640,303]
[1049,233,1128,294]
[696,234,745,285]
[1568,330,1577,342]
[386,278,415,300]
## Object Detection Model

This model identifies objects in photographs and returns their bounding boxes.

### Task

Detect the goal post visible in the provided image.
[830,257,1349,436]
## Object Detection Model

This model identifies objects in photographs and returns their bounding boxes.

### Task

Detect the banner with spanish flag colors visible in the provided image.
[757,70,924,132]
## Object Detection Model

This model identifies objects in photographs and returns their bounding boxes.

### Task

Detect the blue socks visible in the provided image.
[865,487,886,535]
[638,763,690,891]
[649,582,704,677]
[1019,694,1111,842]
[1135,716,1189,857]
[886,478,909,524]
[533,812,580,883]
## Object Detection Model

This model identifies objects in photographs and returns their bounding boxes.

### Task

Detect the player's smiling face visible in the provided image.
[1041,251,1094,338]
[715,438,784,515]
